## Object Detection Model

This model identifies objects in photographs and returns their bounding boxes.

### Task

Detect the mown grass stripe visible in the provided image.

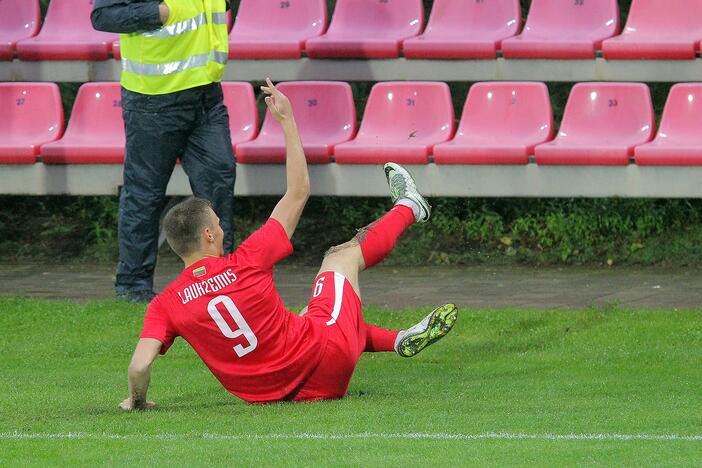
[2,432,701,442]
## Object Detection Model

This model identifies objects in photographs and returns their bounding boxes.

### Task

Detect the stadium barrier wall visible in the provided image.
[3,164,702,198]
[5,58,702,83]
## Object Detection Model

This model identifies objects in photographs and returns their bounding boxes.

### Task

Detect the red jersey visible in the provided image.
[140,218,327,403]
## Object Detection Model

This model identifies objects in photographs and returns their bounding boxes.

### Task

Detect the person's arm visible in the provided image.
[262,78,311,239]
[91,0,168,34]
[118,338,162,411]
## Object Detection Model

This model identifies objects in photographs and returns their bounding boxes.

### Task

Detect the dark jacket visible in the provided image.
[91,0,162,34]
[91,0,230,34]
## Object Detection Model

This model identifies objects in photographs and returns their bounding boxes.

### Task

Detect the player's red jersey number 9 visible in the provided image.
[207,295,258,357]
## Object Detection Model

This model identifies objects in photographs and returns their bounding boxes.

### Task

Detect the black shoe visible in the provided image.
[117,290,156,304]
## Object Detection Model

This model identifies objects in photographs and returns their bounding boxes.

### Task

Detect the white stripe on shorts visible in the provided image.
[325,272,346,326]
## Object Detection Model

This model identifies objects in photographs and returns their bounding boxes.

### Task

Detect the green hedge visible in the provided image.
[2,196,702,266]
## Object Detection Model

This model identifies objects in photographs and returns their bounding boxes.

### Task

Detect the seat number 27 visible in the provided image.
[207,295,258,357]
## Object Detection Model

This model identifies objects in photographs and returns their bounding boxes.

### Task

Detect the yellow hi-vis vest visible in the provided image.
[119,0,228,95]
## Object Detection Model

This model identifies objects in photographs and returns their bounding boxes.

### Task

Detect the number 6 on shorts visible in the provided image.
[208,295,258,357]
[313,276,325,298]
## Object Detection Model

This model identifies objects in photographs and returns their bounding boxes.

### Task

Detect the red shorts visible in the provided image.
[292,271,366,401]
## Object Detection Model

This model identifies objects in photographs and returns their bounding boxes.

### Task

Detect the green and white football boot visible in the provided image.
[394,303,458,358]
[383,162,432,223]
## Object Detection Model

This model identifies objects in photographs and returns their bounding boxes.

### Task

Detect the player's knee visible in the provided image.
[323,240,362,267]
[324,240,357,259]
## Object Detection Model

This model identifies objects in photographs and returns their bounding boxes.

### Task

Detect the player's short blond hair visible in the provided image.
[163,197,215,258]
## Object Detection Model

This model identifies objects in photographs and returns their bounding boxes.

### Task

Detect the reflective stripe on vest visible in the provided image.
[141,11,226,39]
[142,12,207,39]
[122,51,228,76]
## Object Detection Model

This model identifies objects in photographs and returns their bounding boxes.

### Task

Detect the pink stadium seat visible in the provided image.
[403,0,520,59]
[16,0,118,60]
[535,83,654,166]
[0,0,40,61]
[305,0,423,58]
[434,82,553,165]
[502,0,619,59]
[229,0,326,59]
[0,83,64,164]
[635,84,702,166]
[221,82,259,155]
[237,81,355,164]
[334,82,454,165]
[602,0,702,60]
[42,83,124,164]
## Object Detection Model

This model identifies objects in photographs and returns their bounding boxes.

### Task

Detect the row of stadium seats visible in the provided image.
[4,0,702,61]
[2,80,702,166]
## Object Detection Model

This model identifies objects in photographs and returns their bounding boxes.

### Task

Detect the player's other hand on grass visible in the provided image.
[119,398,156,411]
[261,78,294,124]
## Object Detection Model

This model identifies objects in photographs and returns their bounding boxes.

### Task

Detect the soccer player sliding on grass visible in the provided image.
[119,79,457,410]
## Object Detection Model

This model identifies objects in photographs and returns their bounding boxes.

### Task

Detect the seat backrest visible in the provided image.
[66,83,124,141]
[656,84,702,142]
[357,82,454,143]
[424,0,520,36]
[621,0,702,37]
[0,83,63,143]
[232,0,326,36]
[522,0,619,39]
[38,0,116,39]
[0,0,40,40]
[256,81,356,142]
[457,82,552,143]
[222,82,258,144]
[326,0,423,37]
[558,83,653,144]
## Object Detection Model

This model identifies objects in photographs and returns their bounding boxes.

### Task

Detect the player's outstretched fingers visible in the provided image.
[266,77,277,94]
[261,78,279,96]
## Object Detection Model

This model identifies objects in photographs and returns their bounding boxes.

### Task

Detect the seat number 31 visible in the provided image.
[207,295,258,357]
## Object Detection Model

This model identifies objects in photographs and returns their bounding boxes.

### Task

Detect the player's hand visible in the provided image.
[119,398,156,411]
[261,78,294,124]
[158,2,170,24]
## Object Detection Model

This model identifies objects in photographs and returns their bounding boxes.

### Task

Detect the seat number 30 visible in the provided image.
[207,295,258,357]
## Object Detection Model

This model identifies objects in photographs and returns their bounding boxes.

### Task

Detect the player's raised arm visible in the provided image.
[261,78,310,239]
[118,338,161,411]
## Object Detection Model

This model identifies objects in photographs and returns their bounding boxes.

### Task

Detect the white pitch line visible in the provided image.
[1,432,701,442]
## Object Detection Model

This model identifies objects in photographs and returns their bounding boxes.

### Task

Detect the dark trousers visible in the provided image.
[116,82,235,294]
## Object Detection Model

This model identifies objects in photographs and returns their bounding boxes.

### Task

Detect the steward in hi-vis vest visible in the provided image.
[92,0,236,304]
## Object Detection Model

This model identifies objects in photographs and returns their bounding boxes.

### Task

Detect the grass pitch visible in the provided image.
[1,297,701,466]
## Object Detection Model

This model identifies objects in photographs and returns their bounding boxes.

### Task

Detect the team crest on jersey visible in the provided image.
[193,266,207,278]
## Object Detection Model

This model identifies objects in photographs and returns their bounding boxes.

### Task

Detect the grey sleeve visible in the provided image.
[91,1,162,34]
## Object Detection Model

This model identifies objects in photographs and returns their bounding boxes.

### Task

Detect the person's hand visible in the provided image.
[261,78,295,124]
[119,398,156,411]
[158,2,170,24]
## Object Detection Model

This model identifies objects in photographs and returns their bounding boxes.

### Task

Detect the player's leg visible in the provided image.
[353,162,433,271]
[312,164,454,354]
[314,246,458,357]
[292,164,457,400]
[314,162,433,296]
[361,163,459,356]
